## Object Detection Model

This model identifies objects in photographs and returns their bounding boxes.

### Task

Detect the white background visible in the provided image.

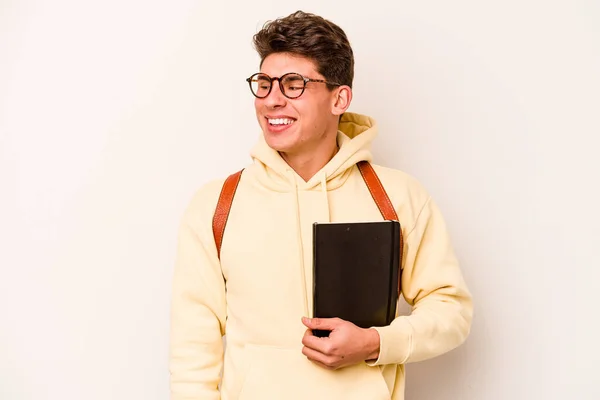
[1,0,599,399]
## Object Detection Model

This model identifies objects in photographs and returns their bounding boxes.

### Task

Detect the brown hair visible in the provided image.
[252,10,354,89]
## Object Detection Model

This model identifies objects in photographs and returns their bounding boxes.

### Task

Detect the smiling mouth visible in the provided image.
[267,117,296,126]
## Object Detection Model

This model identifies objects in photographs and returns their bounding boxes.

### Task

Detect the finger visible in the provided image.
[301,316,341,331]
[302,331,330,353]
[302,345,338,370]
[302,328,318,345]
[309,358,337,371]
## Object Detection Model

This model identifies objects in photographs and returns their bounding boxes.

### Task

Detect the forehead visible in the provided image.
[260,53,320,77]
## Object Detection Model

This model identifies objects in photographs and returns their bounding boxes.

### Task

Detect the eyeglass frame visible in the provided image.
[245,72,343,99]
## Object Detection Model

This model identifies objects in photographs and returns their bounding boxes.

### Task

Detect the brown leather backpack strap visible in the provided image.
[357,160,404,295]
[357,161,398,221]
[212,169,243,260]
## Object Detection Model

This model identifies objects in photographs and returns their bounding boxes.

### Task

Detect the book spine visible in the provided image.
[387,221,401,324]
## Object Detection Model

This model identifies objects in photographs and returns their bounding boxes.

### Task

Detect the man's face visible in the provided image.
[254,52,339,157]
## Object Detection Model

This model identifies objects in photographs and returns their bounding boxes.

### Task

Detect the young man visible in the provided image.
[169,10,473,400]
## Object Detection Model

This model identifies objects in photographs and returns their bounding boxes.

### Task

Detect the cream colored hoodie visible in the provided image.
[169,112,473,400]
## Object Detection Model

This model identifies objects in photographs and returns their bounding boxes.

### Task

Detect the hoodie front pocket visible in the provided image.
[238,344,391,400]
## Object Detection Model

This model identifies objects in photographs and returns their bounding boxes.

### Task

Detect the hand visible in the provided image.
[300,317,380,370]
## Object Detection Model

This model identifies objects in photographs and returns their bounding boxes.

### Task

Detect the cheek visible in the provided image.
[302,102,328,126]
[294,101,314,120]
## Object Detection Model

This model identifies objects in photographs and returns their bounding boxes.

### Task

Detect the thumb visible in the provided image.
[302,317,340,330]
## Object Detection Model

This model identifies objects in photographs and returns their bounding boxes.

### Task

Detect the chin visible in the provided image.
[261,123,300,153]
[263,132,296,153]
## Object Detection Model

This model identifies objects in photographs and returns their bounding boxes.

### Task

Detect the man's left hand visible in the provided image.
[300,317,380,370]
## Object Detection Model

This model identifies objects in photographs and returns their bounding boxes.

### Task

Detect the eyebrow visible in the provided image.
[284,75,304,81]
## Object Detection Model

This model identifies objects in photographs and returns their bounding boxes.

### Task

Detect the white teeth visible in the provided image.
[268,118,294,125]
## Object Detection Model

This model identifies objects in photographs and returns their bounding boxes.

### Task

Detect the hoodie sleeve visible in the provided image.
[368,196,473,366]
[169,190,226,400]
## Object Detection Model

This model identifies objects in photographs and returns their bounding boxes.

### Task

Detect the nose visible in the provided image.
[263,81,287,108]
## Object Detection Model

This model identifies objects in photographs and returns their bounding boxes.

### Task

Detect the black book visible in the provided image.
[312,220,401,337]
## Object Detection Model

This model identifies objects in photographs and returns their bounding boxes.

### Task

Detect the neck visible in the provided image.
[280,136,339,182]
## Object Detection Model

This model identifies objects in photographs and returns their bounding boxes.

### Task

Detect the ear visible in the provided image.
[331,86,352,116]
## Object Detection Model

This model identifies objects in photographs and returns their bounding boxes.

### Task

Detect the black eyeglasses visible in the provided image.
[246,72,342,99]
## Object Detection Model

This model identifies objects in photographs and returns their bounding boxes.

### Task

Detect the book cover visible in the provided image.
[312,220,401,337]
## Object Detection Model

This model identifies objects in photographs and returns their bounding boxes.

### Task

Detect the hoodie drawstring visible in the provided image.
[289,169,309,317]
[320,175,331,222]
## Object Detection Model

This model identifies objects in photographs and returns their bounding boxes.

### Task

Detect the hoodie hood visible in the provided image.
[249,112,377,192]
